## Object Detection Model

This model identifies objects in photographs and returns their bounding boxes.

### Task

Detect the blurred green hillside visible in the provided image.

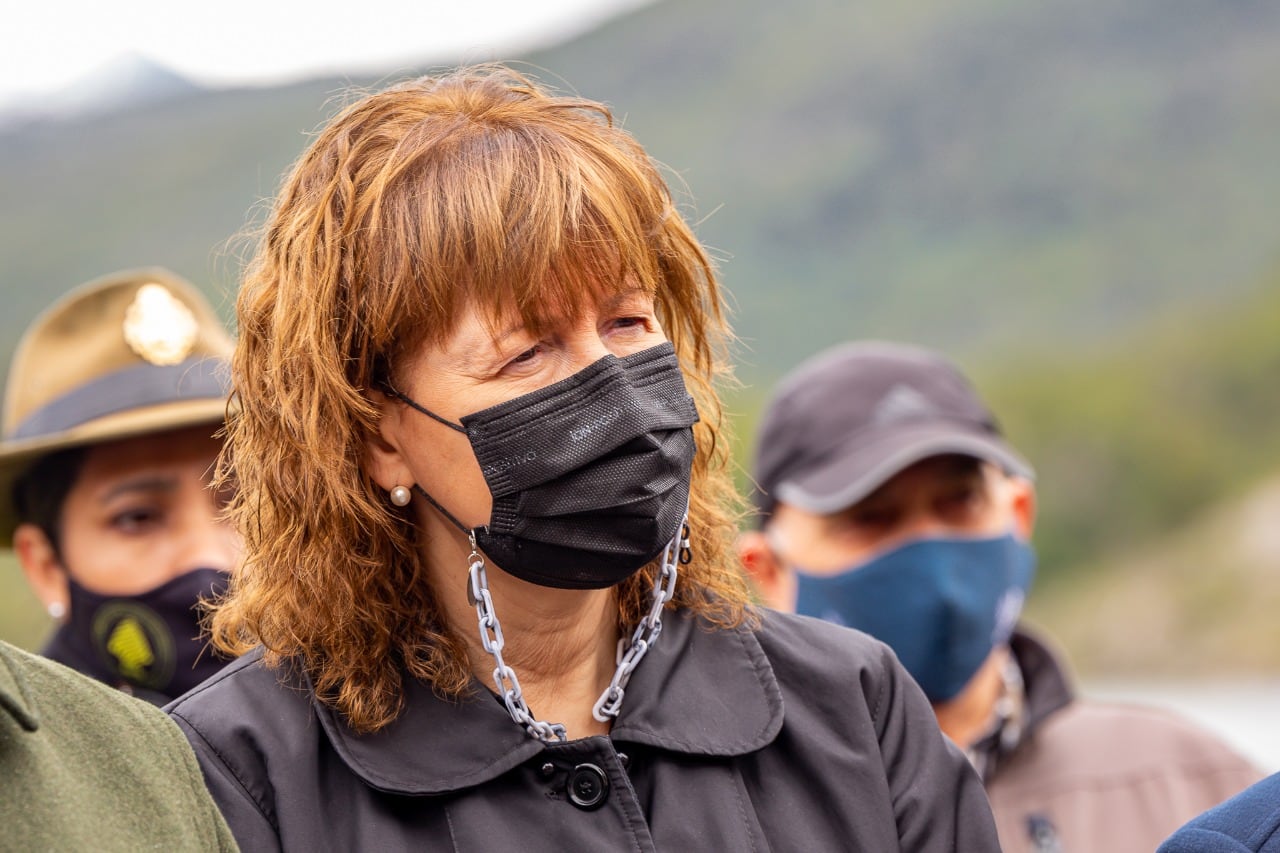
[528,0,1280,376]
[4,0,1279,376]
[1023,467,1280,678]
[977,271,1280,578]
[728,268,1280,573]
[725,269,1280,676]
[2,0,1279,673]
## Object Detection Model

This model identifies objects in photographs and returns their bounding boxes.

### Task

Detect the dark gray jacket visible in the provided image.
[169,609,999,851]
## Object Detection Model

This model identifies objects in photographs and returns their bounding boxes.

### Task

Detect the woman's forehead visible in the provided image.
[470,277,653,336]
[389,281,656,368]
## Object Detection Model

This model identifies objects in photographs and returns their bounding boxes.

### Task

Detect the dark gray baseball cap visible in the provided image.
[751,341,1033,521]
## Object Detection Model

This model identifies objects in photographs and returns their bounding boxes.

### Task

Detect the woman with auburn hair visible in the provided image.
[168,65,998,851]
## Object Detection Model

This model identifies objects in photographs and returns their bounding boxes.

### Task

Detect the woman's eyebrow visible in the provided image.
[601,287,648,311]
[459,287,651,369]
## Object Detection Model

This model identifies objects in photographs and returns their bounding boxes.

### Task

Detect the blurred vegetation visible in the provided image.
[3,0,1280,379]
[1022,471,1280,678]
[726,270,1280,677]
[976,272,1280,580]
[530,0,1280,377]
[2,0,1279,673]
[729,265,1280,576]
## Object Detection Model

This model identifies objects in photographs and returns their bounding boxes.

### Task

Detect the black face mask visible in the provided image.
[57,568,230,700]
[389,342,699,589]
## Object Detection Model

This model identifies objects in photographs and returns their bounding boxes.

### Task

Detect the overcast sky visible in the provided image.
[3,0,647,106]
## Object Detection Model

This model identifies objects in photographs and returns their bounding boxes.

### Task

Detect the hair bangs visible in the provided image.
[365,95,672,359]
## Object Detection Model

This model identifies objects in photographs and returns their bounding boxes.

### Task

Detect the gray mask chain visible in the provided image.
[466,516,690,743]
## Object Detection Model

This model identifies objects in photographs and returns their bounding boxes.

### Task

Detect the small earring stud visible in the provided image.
[390,485,412,507]
[47,601,67,620]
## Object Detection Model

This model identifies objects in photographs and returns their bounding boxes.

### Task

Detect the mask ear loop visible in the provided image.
[411,484,481,540]
[380,380,484,540]
[377,379,468,434]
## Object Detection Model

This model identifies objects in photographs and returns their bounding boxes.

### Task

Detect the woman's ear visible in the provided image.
[364,389,415,492]
[14,523,69,619]
[736,530,794,611]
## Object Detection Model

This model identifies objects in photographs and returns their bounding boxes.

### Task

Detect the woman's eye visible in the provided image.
[496,343,542,373]
[612,316,648,331]
[505,345,543,369]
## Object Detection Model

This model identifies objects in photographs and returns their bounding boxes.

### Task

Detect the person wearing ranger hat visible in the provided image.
[1,267,240,704]
[738,340,1262,853]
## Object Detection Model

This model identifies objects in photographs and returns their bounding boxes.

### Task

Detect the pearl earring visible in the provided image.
[389,485,412,507]
[47,601,67,620]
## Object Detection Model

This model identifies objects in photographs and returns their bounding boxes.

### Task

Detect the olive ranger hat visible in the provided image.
[751,341,1034,522]
[0,268,234,546]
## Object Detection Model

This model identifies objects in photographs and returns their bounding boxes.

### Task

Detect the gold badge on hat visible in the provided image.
[122,283,199,365]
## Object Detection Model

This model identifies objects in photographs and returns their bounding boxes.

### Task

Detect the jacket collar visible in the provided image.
[1010,625,1075,730]
[0,641,43,733]
[313,608,784,795]
[971,624,1075,779]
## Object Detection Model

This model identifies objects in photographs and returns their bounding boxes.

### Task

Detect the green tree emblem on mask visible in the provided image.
[105,616,156,682]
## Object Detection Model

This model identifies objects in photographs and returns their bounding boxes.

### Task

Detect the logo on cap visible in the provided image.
[122,283,198,366]
[871,384,938,426]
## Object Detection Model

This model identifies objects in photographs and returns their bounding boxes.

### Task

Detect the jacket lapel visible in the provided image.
[611,609,784,756]
[313,607,784,795]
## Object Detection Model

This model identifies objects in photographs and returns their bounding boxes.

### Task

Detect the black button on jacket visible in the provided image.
[168,609,999,851]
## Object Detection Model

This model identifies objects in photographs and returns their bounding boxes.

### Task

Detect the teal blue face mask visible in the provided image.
[792,533,1036,703]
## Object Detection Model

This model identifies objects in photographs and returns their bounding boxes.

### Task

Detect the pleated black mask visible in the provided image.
[388,342,699,589]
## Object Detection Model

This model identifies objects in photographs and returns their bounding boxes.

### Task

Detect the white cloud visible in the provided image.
[4,0,648,102]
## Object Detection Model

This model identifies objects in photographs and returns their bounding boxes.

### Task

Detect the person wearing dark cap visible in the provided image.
[1,268,240,704]
[739,340,1262,853]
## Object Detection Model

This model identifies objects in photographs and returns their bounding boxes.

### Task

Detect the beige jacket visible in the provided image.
[982,629,1263,853]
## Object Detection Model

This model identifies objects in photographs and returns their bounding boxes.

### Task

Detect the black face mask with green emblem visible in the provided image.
[385,342,699,590]
[54,567,229,702]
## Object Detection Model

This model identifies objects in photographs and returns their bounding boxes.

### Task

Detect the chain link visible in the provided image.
[467,533,568,743]
[592,518,688,723]
[466,517,690,743]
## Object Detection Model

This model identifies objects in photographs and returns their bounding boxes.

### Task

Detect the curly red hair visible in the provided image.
[210,64,751,733]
